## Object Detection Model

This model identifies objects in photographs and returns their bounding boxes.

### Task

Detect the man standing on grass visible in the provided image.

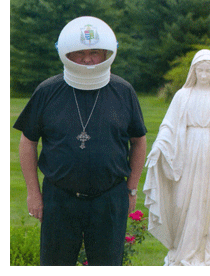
[13,16,147,266]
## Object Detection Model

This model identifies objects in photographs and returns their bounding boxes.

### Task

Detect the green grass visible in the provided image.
[10,96,170,265]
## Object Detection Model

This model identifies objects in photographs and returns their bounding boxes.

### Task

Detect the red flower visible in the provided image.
[83,260,88,266]
[128,210,144,221]
[125,236,136,244]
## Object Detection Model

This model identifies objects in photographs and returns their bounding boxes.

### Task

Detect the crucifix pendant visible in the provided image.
[77,131,91,149]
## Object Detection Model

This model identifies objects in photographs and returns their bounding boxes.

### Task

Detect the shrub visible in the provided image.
[10,223,40,266]
[123,210,148,265]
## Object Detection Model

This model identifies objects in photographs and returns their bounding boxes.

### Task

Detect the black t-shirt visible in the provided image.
[14,73,147,195]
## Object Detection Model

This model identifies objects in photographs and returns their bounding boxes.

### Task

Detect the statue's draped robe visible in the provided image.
[143,88,210,265]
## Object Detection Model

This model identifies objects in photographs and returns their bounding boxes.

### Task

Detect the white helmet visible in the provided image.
[57,16,117,90]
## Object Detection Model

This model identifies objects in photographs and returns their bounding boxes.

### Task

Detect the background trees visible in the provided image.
[11,0,210,96]
[121,0,210,92]
[11,0,117,95]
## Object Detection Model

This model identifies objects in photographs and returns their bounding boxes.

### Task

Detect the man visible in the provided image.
[13,16,147,266]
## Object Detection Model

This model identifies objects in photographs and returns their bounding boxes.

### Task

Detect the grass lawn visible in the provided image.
[10,95,170,266]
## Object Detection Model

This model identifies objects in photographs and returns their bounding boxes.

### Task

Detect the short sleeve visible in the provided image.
[127,89,147,138]
[13,88,45,142]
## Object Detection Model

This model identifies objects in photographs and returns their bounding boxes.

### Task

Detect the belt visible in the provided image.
[75,192,102,199]
[69,177,125,200]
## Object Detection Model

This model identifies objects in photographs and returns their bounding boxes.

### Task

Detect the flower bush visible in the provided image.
[77,210,148,266]
[123,210,147,265]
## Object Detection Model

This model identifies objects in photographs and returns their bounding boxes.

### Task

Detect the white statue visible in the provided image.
[143,49,210,266]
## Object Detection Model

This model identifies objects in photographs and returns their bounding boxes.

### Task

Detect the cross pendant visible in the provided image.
[77,131,91,149]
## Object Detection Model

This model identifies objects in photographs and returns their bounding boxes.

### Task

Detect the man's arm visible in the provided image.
[19,133,43,222]
[127,135,146,214]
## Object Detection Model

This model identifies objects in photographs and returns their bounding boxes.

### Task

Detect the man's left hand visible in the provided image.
[128,194,137,214]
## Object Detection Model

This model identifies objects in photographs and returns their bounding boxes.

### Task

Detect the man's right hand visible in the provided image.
[27,192,43,223]
[19,133,43,222]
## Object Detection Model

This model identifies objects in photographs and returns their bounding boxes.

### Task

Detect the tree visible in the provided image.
[11,0,210,96]
[10,0,117,96]
[119,0,210,92]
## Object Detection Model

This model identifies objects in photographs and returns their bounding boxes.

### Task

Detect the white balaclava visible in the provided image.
[57,16,118,90]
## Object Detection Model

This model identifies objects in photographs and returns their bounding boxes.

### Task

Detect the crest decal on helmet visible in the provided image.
[80,24,99,45]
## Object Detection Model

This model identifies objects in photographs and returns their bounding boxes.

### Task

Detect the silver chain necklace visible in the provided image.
[73,88,100,149]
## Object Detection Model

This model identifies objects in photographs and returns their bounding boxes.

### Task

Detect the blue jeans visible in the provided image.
[40,179,129,266]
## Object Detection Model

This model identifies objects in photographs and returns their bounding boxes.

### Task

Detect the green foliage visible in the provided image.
[10,221,40,266]
[11,0,210,96]
[123,211,148,265]
[10,0,117,95]
[124,0,210,91]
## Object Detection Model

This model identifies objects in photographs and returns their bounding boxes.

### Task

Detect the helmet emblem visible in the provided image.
[80,24,99,45]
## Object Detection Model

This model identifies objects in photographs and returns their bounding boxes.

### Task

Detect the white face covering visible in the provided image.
[57,16,118,90]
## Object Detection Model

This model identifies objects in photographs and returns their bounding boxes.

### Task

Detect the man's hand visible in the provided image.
[128,194,137,214]
[27,191,43,223]
[127,136,146,214]
[19,133,43,222]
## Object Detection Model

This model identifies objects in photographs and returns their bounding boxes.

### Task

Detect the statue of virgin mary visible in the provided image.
[143,49,210,266]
